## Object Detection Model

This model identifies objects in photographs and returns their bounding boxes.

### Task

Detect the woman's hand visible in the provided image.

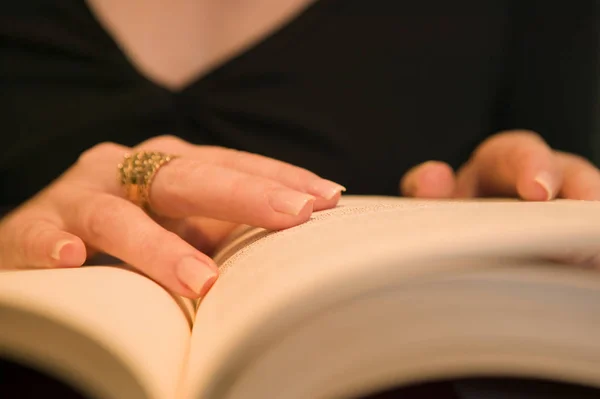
[400,130,600,201]
[0,136,345,298]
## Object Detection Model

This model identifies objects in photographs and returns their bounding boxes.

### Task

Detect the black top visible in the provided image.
[1,1,598,209]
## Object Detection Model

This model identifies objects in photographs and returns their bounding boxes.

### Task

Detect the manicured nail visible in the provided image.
[51,239,74,261]
[309,179,346,200]
[533,171,555,201]
[268,188,315,216]
[176,257,218,296]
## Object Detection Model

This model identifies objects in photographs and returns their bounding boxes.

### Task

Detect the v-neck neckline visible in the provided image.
[79,0,338,96]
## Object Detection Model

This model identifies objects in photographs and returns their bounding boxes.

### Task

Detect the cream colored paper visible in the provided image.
[184,197,600,398]
[3,197,600,399]
[0,266,193,399]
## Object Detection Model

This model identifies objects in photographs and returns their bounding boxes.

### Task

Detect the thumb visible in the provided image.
[0,213,86,269]
[459,130,563,200]
[400,161,456,198]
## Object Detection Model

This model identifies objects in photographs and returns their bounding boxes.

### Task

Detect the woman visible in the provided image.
[1,1,599,397]
[1,0,598,297]
[2,1,600,296]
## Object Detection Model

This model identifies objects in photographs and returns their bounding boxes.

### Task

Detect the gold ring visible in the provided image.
[117,151,179,211]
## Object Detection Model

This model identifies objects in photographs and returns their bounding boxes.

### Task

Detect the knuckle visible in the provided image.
[228,174,251,199]
[139,230,178,264]
[516,129,543,140]
[490,129,541,140]
[139,135,188,150]
[185,160,214,178]
[156,161,214,208]
[502,129,541,140]
[560,151,589,167]
[229,148,258,161]
[79,195,125,243]
[271,162,296,182]
[204,145,231,154]
[77,142,126,166]
[282,163,318,185]
[200,146,242,165]
[219,173,262,213]
[163,160,209,189]
[136,234,161,265]
[8,215,55,265]
[15,220,44,261]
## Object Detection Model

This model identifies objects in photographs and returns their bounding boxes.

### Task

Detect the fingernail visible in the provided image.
[51,239,74,261]
[309,179,346,200]
[176,257,218,296]
[533,171,555,201]
[268,188,315,216]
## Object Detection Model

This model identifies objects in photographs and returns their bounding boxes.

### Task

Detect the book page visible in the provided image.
[0,266,194,399]
[224,262,600,399]
[183,196,600,398]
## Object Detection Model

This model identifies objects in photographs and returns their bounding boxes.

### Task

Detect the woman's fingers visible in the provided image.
[458,130,563,200]
[557,151,600,200]
[1,138,342,298]
[399,161,456,198]
[138,136,345,210]
[0,213,86,269]
[78,139,343,215]
[158,216,239,255]
[76,140,331,228]
[61,192,218,298]
[399,131,568,201]
[453,160,480,198]
[149,160,316,229]
[193,147,345,209]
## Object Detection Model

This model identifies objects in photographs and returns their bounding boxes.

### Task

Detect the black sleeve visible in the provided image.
[494,1,599,163]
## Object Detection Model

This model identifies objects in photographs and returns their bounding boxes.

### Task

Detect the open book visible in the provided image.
[2,196,600,399]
